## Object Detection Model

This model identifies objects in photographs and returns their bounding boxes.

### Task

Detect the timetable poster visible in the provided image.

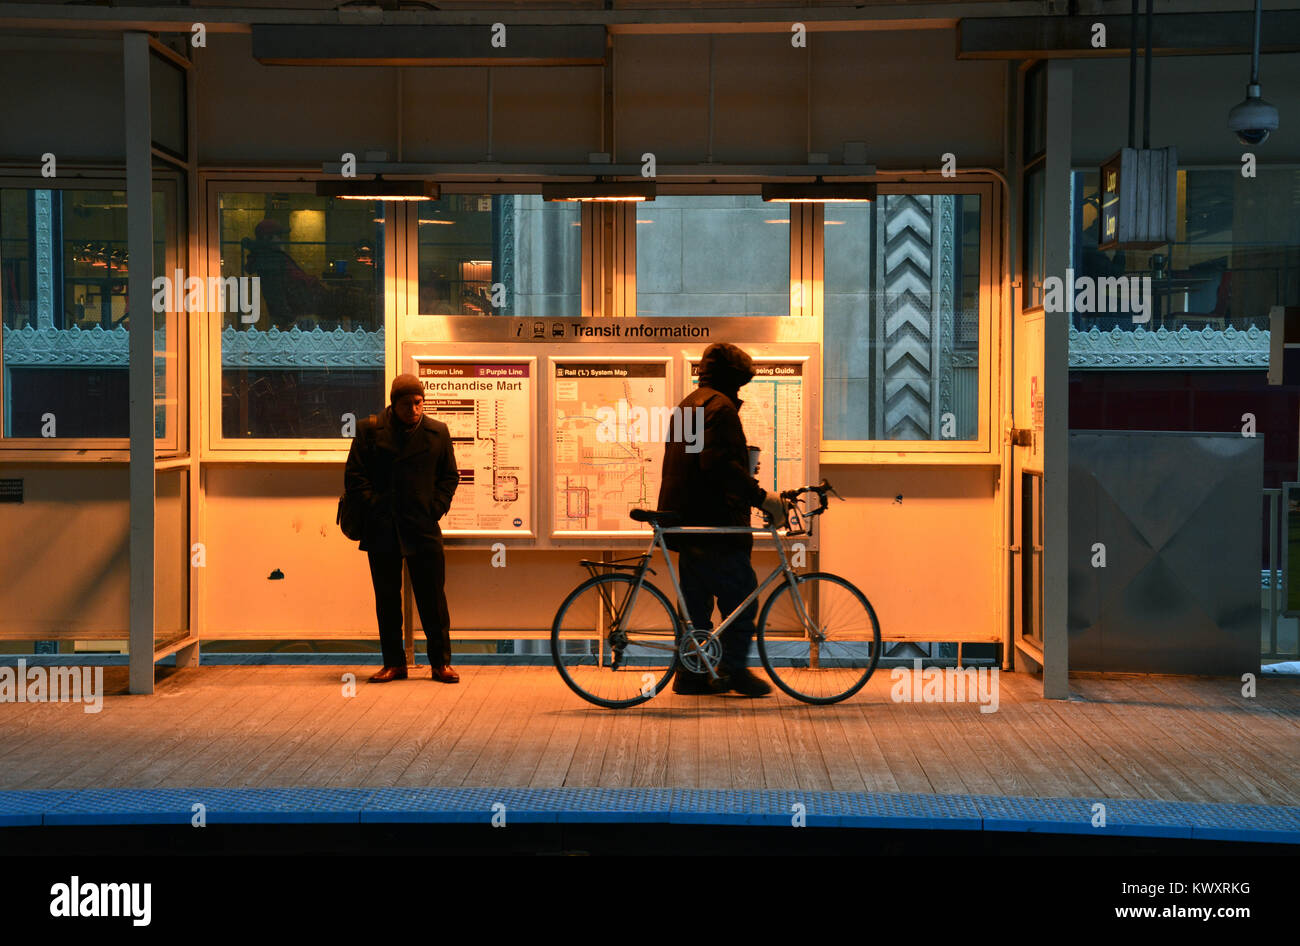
[418,360,533,535]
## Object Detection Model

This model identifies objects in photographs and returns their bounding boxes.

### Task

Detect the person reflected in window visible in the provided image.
[242,218,323,331]
[344,374,461,684]
[657,342,786,697]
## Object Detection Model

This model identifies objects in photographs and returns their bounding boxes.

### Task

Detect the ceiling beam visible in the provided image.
[318,161,881,180]
[958,12,1300,59]
[251,23,606,66]
[0,2,1285,35]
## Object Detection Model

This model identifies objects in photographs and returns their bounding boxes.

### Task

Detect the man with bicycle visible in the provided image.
[659,342,786,697]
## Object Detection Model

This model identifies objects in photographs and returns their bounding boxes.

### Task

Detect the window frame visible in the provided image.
[625,190,808,320]
[818,179,999,462]
[202,176,394,460]
[1068,161,1300,333]
[0,168,184,458]
[405,188,586,320]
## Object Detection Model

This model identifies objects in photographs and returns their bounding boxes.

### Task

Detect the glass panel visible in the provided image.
[417,194,580,316]
[1024,64,1046,160]
[217,192,385,439]
[1,188,168,439]
[1071,167,1300,332]
[156,467,189,648]
[636,195,790,317]
[1024,166,1045,310]
[823,194,981,442]
[150,55,186,158]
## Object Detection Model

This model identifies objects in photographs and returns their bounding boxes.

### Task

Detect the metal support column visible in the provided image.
[1041,60,1072,699]
[125,31,155,694]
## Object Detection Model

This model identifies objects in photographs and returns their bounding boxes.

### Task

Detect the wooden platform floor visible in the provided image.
[1,666,1298,806]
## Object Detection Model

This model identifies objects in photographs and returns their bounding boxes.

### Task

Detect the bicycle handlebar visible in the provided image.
[779,479,842,506]
[766,479,842,535]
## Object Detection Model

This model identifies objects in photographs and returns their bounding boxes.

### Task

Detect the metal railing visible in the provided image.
[1261,488,1298,660]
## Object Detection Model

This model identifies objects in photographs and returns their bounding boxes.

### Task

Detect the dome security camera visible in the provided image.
[1228,83,1280,145]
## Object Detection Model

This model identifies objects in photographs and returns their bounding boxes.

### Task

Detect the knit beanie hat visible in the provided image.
[390,374,423,402]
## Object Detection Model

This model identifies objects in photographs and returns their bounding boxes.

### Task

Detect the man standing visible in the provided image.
[345,374,461,683]
[658,342,786,697]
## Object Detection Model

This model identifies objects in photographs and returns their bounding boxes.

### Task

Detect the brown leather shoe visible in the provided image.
[430,665,460,684]
[368,665,408,683]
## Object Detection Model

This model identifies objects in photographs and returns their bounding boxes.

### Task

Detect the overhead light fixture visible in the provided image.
[542,180,656,202]
[762,178,876,203]
[316,177,439,201]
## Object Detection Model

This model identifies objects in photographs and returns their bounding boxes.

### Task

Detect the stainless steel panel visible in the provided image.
[1069,431,1262,675]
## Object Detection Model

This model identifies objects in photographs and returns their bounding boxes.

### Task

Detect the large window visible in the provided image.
[1,186,173,441]
[823,193,983,442]
[1071,167,1300,332]
[417,194,580,316]
[635,195,790,317]
[216,191,385,439]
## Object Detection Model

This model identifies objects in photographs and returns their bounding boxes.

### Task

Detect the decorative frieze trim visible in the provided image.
[220,326,385,368]
[1069,324,1270,369]
[1,324,161,367]
[1,325,385,369]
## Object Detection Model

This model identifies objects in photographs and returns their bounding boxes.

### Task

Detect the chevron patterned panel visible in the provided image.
[874,195,942,439]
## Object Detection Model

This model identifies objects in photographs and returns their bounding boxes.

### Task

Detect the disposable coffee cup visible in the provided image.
[747,446,761,476]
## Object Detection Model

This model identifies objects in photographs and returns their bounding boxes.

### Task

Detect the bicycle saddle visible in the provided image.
[629,509,681,527]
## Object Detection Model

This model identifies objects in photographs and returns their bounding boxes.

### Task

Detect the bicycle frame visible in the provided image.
[602,521,820,680]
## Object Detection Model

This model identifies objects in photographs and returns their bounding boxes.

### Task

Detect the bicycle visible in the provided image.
[550,480,882,708]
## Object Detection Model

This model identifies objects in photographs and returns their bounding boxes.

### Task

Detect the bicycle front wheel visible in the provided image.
[551,573,681,709]
[756,572,881,704]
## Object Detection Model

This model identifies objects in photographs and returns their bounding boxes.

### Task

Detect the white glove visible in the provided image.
[759,492,786,526]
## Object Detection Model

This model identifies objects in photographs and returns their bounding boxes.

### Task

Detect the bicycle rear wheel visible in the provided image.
[756,572,881,704]
[551,573,681,709]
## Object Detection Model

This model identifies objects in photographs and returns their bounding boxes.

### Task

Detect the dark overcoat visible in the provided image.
[656,384,766,553]
[344,407,460,554]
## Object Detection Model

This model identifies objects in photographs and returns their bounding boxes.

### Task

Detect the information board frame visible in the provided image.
[409,353,538,539]
[400,332,819,551]
[547,354,676,540]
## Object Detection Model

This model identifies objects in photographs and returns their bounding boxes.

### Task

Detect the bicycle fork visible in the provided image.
[779,563,825,670]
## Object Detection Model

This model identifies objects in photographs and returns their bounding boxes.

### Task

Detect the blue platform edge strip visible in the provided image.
[1,787,1297,843]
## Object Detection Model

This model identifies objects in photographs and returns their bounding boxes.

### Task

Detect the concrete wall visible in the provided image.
[0,468,186,641]
[820,464,1002,643]
[190,29,1004,167]
[0,37,124,164]
[1072,52,1300,164]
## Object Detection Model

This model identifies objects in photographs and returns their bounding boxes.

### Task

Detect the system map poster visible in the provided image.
[689,358,806,526]
[417,359,533,535]
[551,359,670,535]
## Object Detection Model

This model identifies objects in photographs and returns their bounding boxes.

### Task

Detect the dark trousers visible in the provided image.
[367,541,452,668]
[676,545,759,672]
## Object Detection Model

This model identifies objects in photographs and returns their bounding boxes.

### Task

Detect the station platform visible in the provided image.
[1,665,1297,847]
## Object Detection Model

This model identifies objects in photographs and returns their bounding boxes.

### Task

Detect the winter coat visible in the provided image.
[656,343,767,552]
[344,406,460,554]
